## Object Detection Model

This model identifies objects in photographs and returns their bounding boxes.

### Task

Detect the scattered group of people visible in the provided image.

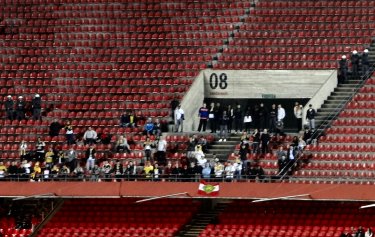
[338,48,370,83]
[5,94,42,121]
[340,226,373,237]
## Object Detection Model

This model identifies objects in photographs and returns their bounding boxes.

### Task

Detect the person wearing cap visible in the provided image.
[15,96,26,120]
[351,50,360,78]
[4,95,14,120]
[362,49,370,77]
[338,55,348,83]
[32,94,42,120]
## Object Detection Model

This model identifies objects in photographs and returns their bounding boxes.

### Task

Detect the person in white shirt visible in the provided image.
[155,138,167,165]
[195,145,207,167]
[174,105,185,132]
[277,104,286,122]
[19,140,27,157]
[83,127,97,145]
[293,103,303,132]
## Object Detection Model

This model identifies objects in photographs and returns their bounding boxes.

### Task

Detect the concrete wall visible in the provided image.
[181,69,336,132]
[180,71,205,132]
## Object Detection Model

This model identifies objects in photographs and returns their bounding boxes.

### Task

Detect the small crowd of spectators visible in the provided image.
[5,94,42,121]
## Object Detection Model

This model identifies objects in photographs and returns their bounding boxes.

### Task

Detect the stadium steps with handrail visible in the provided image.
[175,201,230,237]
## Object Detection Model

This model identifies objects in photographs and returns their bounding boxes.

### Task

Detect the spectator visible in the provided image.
[268,104,277,134]
[213,102,222,133]
[115,135,131,153]
[260,129,270,154]
[73,163,85,181]
[306,104,316,130]
[243,110,252,133]
[339,55,348,83]
[102,160,113,182]
[170,96,179,120]
[252,129,260,154]
[233,104,242,134]
[30,162,41,181]
[44,147,55,168]
[277,104,286,123]
[0,161,7,180]
[208,102,216,133]
[362,49,370,77]
[298,136,306,150]
[214,159,224,181]
[194,145,206,168]
[202,163,212,180]
[143,118,154,136]
[153,163,161,181]
[19,140,27,158]
[187,135,198,160]
[15,96,25,120]
[85,145,96,171]
[187,162,200,182]
[143,137,154,163]
[113,160,123,182]
[143,161,154,179]
[239,139,250,163]
[258,103,268,130]
[294,103,303,132]
[197,103,209,132]
[65,147,77,172]
[8,161,18,181]
[233,158,243,180]
[32,94,42,120]
[198,136,208,153]
[49,119,62,137]
[171,162,183,181]
[155,138,167,165]
[356,226,365,237]
[365,227,373,237]
[120,111,131,127]
[153,118,162,137]
[83,127,97,145]
[218,110,229,142]
[276,146,287,161]
[90,164,100,182]
[64,121,75,145]
[59,165,70,180]
[35,137,46,163]
[351,50,360,78]
[4,95,14,120]
[227,104,234,134]
[174,104,185,132]
[303,128,313,144]
[163,161,173,180]
[224,162,235,182]
[278,155,288,175]
[123,161,136,181]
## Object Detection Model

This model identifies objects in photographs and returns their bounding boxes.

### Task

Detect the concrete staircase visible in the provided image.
[205,133,239,162]
[175,201,230,237]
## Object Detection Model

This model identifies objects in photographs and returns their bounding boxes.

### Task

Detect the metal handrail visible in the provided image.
[310,63,375,142]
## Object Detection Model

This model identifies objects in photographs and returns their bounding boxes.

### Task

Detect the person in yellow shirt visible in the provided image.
[31,162,41,180]
[45,147,54,168]
[143,161,154,179]
[0,161,7,179]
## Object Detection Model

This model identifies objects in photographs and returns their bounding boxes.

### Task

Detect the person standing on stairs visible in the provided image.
[351,50,360,79]
[338,55,348,83]
[197,103,209,132]
[294,103,303,133]
[218,110,229,142]
[361,49,370,77]
[174,104,185,133]
[306,104,316,131]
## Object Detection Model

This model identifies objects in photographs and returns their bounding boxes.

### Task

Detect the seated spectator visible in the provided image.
[120,111,131,127]
[30,162,42,181]
[248,164,265,180]
[224,162,235,182]
[49,119,62,137]
[59,165,70,180]
[214,159,224,181]
[102,160,113,182]
[7,161,18,180]
[163,161,173,180]
[239,139,250,162]
[171,162,183,181]
[197,136,208,153]
[187,135,198,160]
[65,147,77,172]
[50,164,60,180]
[113,160,123,182]
[194,145,207,168]
[0,161,7,180]
[298,136,306,151]
[72,163,85,181]
[153,163,161,181]
[123,161,136,181]
[90,164,101,182]
[83,127,97,145]
[153,119,162,137]
[143,118,155,136]
[115,135,131,153]
[143,137,155,164]
[19,140,27,158]
[187,162,200,182]
[143,161,154,179]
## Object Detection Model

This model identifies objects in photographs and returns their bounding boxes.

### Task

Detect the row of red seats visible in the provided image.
[249,15,375,23]
[326,126,375,135]
[0,70,197,80]
[0,0,242,4]
[251,8,375,16]
[257,0,374,8]
[237,30,373,39]
[225,45,358,54]
[311,153,375,161]
[0,55,213,64]
[332,118,375,126]
[1,39,223,48]
[243,22,375,31]
[320,135,375,143]
[0,47,217,56]
[351,94,375,102]
[304,162,373,171]
[340,108,375,116]
[215,61,337,70]
[358,86,375,93]
[232,38,370,47]
[3,3,247,12]
[309,144,375,152]
[0,63,207,72]
[221,54,338,62]
[295,170,375,179]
